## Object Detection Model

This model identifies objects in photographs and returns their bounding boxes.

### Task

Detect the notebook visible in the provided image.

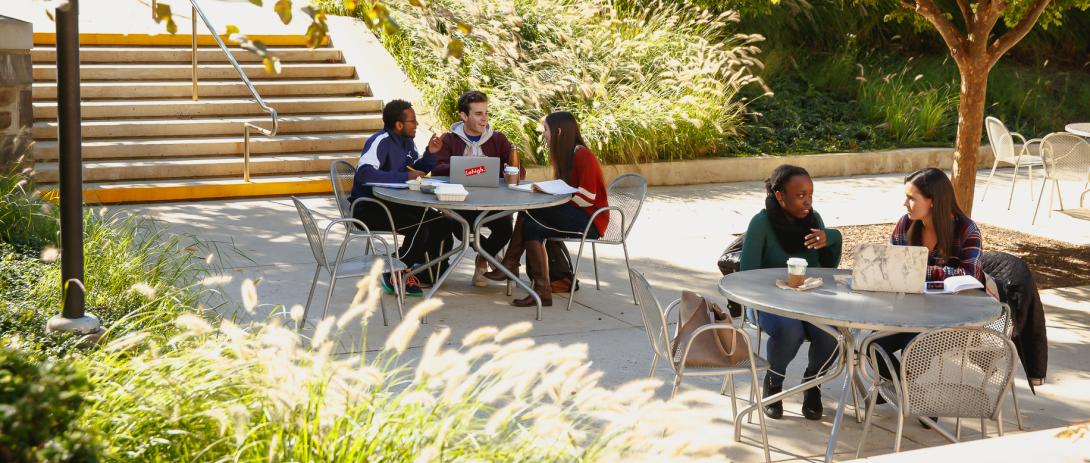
[851,243,929,294]
[449,156,500,188]
[508,179,578,195]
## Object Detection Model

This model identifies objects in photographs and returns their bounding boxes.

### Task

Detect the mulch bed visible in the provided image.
[837,223,1090,290]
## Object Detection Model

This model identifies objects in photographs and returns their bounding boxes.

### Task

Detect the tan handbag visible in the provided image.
[670,290,750,368]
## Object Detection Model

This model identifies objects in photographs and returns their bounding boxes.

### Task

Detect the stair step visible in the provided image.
[33,114,382,140]
[33,133,367,160]
[32,46,343,64]
[33,153,359,183]
[33,32,325,48]
[68,174,334,204]
[34,96,383,120]
[33,63,357,82]
[33,79,370,100]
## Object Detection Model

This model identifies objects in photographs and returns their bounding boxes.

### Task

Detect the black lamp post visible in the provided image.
[46,0,101,338]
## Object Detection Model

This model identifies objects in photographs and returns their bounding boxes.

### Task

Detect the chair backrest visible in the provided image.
[330,159,357,219]
[603,173,648,242]
[900,327,1015,420]
[292,197,330,270]
[629,269,674,365]
[1040,132,1090,182]
[985,116,1017,164]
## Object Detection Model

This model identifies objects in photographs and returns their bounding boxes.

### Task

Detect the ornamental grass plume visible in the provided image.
[77,261,738,462]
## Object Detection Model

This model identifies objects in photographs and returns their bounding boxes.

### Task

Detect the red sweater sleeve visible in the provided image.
[570,147,609,236]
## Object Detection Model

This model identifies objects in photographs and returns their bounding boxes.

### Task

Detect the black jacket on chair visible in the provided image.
[981,251,1048,382]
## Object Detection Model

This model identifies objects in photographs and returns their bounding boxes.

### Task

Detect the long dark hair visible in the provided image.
[905,168,965,263]
[543,111,585,184]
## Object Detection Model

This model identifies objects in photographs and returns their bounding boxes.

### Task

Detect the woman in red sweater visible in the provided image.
[485,111,609,307]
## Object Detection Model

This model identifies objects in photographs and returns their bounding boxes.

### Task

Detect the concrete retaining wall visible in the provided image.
[0,15,33,166]
[525,147,996,184]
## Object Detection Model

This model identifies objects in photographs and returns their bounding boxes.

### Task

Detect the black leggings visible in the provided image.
[522,203,599,242]
[351,198,457,268]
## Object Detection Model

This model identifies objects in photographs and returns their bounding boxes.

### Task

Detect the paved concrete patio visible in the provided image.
[114,168,1090,462]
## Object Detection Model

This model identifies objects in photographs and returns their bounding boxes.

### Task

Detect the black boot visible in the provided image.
[762,373,783,419]
[802,387,824,420]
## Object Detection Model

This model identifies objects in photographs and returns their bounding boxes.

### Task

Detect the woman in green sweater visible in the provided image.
[739,165,842,420]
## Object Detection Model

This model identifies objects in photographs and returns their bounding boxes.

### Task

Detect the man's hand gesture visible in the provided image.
[426,133,444,154]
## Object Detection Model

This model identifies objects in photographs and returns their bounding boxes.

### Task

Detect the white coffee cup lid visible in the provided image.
[786,257,808,266]
[504,166,519,173]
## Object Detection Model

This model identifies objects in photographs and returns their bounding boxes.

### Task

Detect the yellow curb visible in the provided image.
[37,178,333,204]
[32,32,326,47]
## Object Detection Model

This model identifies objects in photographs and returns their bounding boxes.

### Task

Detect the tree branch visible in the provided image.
[955,0,974,27]
[909,0,968,61]
[989,0,1052,61]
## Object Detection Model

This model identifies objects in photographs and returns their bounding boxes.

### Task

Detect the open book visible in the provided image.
[509,179,578,195]
[924,275,984,294]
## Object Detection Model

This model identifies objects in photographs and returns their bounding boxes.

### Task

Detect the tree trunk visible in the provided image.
[951,62,989,217]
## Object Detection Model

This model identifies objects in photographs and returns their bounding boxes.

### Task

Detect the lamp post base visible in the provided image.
[46,313,105,344]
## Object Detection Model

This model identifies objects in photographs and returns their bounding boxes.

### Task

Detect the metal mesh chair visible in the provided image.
[982,117,1043,209]
[631,269,771,463]
[856,327,1016,455]
[330,160,400,256]
[1033,132,1090,224]
[550,174,647,311]
[292,197,406,331]
[981,302,1024,431]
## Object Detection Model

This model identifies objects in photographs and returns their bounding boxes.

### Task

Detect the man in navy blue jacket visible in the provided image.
[349,99,454,296]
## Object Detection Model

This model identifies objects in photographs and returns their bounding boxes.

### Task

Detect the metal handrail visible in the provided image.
[154,0,278,182]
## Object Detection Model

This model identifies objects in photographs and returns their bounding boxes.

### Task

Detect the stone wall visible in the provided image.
[0,15,33,167]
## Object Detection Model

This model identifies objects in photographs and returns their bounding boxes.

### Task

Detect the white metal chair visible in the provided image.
[856,327,1016,456]
[292,197,406,331]
[551,174,647,311]
[631,269,771,463]
[982,116,1043,209]
[330,160,401,253]
[1033,132,1090,224]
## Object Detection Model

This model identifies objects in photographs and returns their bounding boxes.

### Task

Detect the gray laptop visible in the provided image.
[851,243,929,293]
[449,156,500,188]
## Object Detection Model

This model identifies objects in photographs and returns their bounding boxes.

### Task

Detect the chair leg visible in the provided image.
[321,272,339,321]
[893,412,904,453]
[1011,382,1025,430]
[378,277,389,327]
[721,374,738,421]
[981,417,988,439]
[297,265,322,332]
[956,418,962,440]
[393,270,405,321]
[749,365,772,463]
[648,354,659,377]
[1027,164,1035,200]
[997,409,1005,437]
[567,240,587,312]
[981,159,999,201]
[1055,180,1066,211]
[1031,180,1048,224]
[671,373,683,399]
[1007,162,1020,210]
[622,240,638,305]
[591,243,600,290]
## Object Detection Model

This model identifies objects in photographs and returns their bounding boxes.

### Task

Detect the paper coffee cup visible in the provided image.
[786,257,808,288]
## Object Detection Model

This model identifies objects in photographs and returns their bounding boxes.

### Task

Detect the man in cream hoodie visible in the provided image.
[426,90,523,287]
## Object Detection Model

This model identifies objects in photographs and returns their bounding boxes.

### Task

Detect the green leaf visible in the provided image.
[274,0,293,25]
[263,56,282,74]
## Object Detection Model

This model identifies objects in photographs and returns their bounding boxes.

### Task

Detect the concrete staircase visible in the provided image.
[31,33,379,203]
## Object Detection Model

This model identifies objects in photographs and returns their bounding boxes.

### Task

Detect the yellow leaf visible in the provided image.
[248,0,263,6]
[166,18,178,35]
[446,39,464,60]
[342,0,357,10]
[225,24,240,38]
[45,9,54,22]
[274,0,292,25]
[457,22,472,35]
[263,56,282,74]
[154,3,172,23]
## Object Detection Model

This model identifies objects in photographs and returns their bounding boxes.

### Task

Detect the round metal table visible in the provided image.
[374,178,570,320]
[719,267,1002,462]
[1065,123,1090,137]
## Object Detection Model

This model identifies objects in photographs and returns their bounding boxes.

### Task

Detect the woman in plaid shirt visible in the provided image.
[874,168,985,387]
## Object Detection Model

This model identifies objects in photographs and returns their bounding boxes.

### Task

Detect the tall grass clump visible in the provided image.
[79,264,737,461]
[332,0,763,165]
[0,132,58,249]
[857,65,957,144]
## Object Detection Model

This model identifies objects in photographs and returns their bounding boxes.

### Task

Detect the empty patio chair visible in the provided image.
[1032,132,1090,224]
[292,197,406,331]
[856,327,1016,456]
[982,116,1043,209]
[631,269,771,463]
[550,174,647,311]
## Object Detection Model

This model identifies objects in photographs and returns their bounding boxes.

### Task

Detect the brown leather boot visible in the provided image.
[512,239,552,307]
[484,214,524,281]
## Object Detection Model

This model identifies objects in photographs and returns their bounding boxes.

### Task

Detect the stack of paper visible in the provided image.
[510,179,579,195]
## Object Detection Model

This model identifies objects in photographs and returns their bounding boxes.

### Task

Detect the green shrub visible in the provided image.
[0,343,101,462]
[332,0,763,165]
[0,132,58,250]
